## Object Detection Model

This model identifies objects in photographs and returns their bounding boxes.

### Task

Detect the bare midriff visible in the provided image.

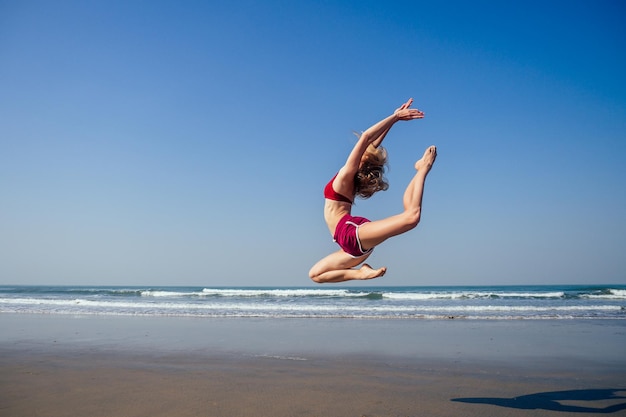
[323,199,352,236]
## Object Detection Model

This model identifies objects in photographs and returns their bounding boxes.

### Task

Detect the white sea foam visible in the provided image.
[583,289,626,299]
[141,290,198,297]
[199,288,368,297]
[1,297,621,313]
[382,291,565,300]
[2,284,624,320]
[137,288,368,298]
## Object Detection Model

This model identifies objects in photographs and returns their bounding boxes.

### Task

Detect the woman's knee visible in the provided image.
[308,266,323,283]
[309,273,322,283]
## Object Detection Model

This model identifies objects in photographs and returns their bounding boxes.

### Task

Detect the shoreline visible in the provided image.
[1,313,624,364]
[1,314,625,416]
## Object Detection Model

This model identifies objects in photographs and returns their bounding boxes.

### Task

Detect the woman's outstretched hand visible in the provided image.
[394,98,424,120]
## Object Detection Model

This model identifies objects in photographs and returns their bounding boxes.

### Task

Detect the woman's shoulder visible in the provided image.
[336,165,357,182]
[332,167,356,198]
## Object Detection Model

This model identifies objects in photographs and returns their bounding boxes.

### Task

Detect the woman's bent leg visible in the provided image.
[358,145,437,250]
[309,250,385,283]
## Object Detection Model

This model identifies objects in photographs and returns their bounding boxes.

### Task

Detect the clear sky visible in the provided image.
[1,0,625,287]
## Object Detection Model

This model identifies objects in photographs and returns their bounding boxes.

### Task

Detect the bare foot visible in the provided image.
[356,263,387,280]
[415,145,437,172]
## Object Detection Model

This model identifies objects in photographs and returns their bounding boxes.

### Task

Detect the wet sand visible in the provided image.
[1,315,625,416]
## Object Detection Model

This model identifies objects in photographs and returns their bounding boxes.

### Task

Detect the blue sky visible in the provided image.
[1,0,624,286]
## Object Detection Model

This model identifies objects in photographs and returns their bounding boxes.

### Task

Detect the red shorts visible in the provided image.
[333,214,372,257]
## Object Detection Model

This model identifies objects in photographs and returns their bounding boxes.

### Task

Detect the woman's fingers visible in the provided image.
[395,98,423,119]
[398,98,413,111]
[398,109,424,120]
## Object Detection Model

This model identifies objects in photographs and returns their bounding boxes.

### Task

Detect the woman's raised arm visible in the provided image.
[342,99,424,175]
[370,98,423,148]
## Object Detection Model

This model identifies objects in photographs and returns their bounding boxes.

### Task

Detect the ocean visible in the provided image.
[1,284,624,320]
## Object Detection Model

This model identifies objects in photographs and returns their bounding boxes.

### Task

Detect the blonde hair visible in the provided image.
[355,144,389,199]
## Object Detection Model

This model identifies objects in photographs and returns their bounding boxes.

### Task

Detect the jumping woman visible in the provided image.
[309,98,437,283]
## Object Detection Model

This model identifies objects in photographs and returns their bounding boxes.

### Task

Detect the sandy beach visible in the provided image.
[1,315,625,417]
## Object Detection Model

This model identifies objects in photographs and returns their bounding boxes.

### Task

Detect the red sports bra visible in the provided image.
[324,174,353,204]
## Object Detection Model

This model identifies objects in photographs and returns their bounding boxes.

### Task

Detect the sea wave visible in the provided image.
[1,297,621,313]
[583,289,626,299]
[140,290,199,297]
[137,288,603,300]
[199,288,372,298]
[140,288,372,298]
[3,286,624,300]
[1,285,624,320]
[0,287,144,297]
[382,291,566,300]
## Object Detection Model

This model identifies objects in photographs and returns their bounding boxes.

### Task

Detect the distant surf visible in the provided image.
[1,285,624,320]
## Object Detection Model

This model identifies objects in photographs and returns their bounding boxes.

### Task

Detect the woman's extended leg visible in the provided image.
[358,145,437,249]
[309,249,386,283]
